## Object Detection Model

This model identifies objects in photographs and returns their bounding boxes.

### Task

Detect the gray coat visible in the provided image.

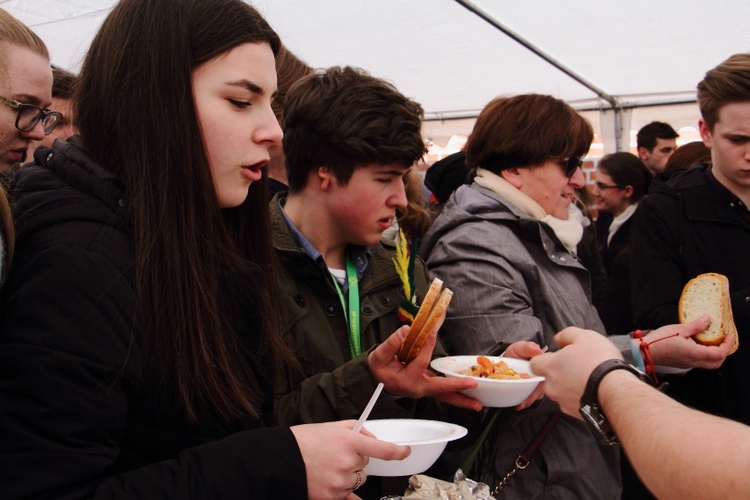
[421,184,634,499]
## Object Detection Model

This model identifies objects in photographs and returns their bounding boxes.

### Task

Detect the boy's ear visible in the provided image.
[698,119,713,148]
[317,166,334,191]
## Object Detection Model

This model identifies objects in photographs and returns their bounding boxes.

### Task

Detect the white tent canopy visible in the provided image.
[5,0,750,152]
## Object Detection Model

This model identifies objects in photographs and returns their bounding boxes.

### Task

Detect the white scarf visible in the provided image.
[607,203,637,246]
[474,168,584,254]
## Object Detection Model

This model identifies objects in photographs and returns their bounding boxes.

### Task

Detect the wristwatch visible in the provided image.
[579,359,654,445]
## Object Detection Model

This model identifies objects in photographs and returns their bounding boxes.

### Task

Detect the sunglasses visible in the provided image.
[557,157,583,177]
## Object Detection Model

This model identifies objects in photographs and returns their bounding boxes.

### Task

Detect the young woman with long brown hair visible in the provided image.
[0,1,407,497]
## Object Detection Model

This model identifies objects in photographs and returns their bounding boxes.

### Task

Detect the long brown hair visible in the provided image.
[0,187,12,278]
[76,0,292,421]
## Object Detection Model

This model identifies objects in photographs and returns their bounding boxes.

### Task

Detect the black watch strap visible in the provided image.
[579,359,652,445]
[582,359,650,407]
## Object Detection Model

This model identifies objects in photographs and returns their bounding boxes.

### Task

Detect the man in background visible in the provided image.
[636,121,678,175]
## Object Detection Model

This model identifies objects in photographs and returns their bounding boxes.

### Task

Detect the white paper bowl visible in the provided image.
[430,355,544,408]
[362,419,467,477]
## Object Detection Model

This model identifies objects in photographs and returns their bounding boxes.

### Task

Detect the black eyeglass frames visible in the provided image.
[559,157,584,177]
[0,96,62,135]
[594,182,625,190]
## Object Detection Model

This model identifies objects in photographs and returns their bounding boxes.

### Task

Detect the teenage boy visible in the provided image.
[630,53,750,424]
[271,66,481,429]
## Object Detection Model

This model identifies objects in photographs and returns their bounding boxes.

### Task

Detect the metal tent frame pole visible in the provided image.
[454,0,624,151]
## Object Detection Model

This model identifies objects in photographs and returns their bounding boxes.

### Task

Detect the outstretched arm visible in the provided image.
[531,327,750,500]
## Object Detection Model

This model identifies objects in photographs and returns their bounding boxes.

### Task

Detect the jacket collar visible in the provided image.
[654,163,750,226]
[269,194,400,294]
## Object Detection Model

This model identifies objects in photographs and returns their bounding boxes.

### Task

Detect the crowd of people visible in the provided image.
[0,1,748,499]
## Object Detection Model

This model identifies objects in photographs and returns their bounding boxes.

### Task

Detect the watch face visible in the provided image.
[579,404,620,445]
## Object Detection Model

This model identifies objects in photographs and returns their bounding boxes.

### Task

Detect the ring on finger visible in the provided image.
[349,469,363,492]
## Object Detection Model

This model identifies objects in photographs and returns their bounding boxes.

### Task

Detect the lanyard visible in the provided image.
[330,257,361,358]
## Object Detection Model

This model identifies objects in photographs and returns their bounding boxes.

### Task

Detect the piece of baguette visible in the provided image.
[678,272,738,354]
[405,288,453,363]
[397,277,448,363]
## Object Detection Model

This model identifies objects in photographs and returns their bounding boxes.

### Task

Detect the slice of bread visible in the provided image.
[405,288,453,363]
[678,273,738,354]
[397,278,452,363]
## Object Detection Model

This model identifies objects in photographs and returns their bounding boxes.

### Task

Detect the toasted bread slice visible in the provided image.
[679,273,738,354]
[405,288,453,363]
[397,277,443,363]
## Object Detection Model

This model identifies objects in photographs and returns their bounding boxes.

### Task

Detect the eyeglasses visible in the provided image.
[594,182,624,190]
[558,157,583,177]
[0,96,62,135]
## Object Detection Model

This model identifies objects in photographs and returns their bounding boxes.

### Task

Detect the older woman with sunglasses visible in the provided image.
[593,152,652,334]
[420,94,730,498]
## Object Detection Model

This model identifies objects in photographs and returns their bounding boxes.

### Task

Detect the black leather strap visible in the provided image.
[579,359,653,445]
[581,359,649,407]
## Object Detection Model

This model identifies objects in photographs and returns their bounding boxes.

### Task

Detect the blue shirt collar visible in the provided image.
[278,197,371,289]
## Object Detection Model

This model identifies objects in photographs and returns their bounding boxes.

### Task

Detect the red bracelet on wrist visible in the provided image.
[633,329,679,384]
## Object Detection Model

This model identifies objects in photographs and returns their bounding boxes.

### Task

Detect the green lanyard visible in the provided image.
[330,257,361,358]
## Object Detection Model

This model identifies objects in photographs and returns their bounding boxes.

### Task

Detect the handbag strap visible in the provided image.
[493,411,562,496]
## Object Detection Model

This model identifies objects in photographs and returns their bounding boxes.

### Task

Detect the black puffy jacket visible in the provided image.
[0,138,306,499]
[630,163,750,423]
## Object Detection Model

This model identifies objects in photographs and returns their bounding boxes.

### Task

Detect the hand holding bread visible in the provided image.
[679,273,738,355]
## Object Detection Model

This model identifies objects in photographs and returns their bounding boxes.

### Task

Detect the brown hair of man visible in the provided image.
[282,66,426,193]
[465,94,593,174]
[76,0,293,421]
[51,67,78,99]
[636,121,678,152]
[697,52,750,131]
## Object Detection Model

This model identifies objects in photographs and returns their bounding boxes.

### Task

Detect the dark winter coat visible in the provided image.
[596,210,636,334]
[630,163,750,423]
[270,197,432,425]
[0,139,306,499]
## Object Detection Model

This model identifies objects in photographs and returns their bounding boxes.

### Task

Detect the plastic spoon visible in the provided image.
[353,382,384,433]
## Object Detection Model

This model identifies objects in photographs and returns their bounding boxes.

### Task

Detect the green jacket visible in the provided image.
[270,197,431,426]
